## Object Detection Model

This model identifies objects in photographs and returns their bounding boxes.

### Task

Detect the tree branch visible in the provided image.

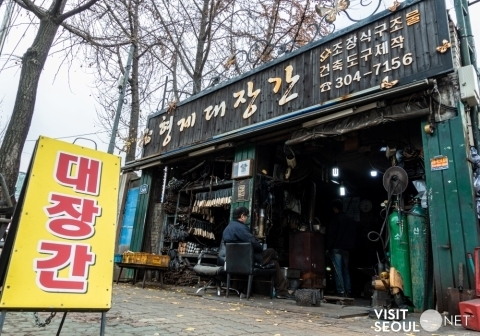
[57,0,100,22]
[61,22,131,48]
[51,0,65,16]
[11,0,46,19]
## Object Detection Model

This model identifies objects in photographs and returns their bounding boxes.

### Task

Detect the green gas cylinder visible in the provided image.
[407,198,430,312]
[389,203,413,305]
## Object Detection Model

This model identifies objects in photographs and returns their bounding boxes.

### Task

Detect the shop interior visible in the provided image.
[159,115,427,303]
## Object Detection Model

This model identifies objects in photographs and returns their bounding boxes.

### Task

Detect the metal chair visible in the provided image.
[193,251,239,296]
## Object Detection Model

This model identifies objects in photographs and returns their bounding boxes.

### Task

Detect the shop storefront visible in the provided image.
[122,0,480,313]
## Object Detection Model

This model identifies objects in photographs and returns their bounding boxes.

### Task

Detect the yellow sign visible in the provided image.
[0,137,120,311]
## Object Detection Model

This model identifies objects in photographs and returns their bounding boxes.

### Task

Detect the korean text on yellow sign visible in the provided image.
[0,136,120,311]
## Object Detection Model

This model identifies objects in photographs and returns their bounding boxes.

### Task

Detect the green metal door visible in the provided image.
[422,104,480,312]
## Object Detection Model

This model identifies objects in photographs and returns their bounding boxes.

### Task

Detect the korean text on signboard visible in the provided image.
[0,137,120,310]
[144,0,452,157]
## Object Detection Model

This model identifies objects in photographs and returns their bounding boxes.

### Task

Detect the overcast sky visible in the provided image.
[0,0,479,173]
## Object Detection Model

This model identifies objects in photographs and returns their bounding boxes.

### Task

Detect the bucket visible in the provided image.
[281,267,301,279]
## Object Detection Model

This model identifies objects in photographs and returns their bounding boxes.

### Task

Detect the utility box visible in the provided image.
[458,65,480,107]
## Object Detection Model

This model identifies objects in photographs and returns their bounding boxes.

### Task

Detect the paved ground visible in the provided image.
[0,283,477,335]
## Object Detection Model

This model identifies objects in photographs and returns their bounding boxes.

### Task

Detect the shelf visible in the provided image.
[185,180,233,192]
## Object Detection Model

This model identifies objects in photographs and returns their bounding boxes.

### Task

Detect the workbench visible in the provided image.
[115,262,168,289]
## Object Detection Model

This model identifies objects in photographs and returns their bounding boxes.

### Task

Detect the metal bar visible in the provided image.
[469,0,480,6]
[100,312,106,336]
[108,44,135,154]
[460,0,480,153]
[0,218,10,223]
[56,312,67,336]
[0,310,6,333]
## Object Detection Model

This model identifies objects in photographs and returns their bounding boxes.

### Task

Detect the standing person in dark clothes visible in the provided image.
[219,206,293,299]
[326,199,357,297]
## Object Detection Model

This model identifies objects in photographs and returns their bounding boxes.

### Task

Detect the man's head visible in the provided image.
[233,206,249,224]
[331,199,343,214]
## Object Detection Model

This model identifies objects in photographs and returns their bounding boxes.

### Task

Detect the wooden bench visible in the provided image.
[115,262,168,289]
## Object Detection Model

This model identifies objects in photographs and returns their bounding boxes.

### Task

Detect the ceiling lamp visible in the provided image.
[340,182,346,196]
[332,161,339,178]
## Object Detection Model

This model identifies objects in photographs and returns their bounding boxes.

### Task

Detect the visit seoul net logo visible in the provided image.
[373,309,470,333]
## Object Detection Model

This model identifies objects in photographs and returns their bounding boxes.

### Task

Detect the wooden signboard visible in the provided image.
[144,0,452,158]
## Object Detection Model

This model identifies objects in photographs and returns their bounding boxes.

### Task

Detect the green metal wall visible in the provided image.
[422,105,480,312]
[130,170,153,252]
[230,144,256,227]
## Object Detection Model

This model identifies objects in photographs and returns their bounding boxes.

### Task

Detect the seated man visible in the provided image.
[219,206,293,299]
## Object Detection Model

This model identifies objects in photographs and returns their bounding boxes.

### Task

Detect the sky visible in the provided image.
[0,0,479,173]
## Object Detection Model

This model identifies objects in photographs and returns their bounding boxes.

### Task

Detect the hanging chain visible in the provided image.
[33,312,56,327]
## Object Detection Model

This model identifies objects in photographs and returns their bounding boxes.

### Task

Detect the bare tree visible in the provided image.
[149,0,325,100]
[0,0,101,202]
[65,0,327,163]
[67,0,168,161]
[148,0,240,98]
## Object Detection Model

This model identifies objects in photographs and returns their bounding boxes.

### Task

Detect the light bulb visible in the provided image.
[340,186,346,196]
[370,170,378,177]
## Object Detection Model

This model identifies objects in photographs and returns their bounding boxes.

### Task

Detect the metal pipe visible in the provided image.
[161,76,168,111]
[108,44,135,154]
[455,0,480,151]
[56,312,67,336]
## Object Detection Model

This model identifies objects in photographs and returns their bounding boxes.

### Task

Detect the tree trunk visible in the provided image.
[126,42,139,162]
[0,17,61,202]
[126,2,140,162]
[192,0,211,95]
[172,54,179,102]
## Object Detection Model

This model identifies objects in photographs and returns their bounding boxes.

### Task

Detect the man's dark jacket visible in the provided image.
[218,220,263,263]
[326,212,357,251]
